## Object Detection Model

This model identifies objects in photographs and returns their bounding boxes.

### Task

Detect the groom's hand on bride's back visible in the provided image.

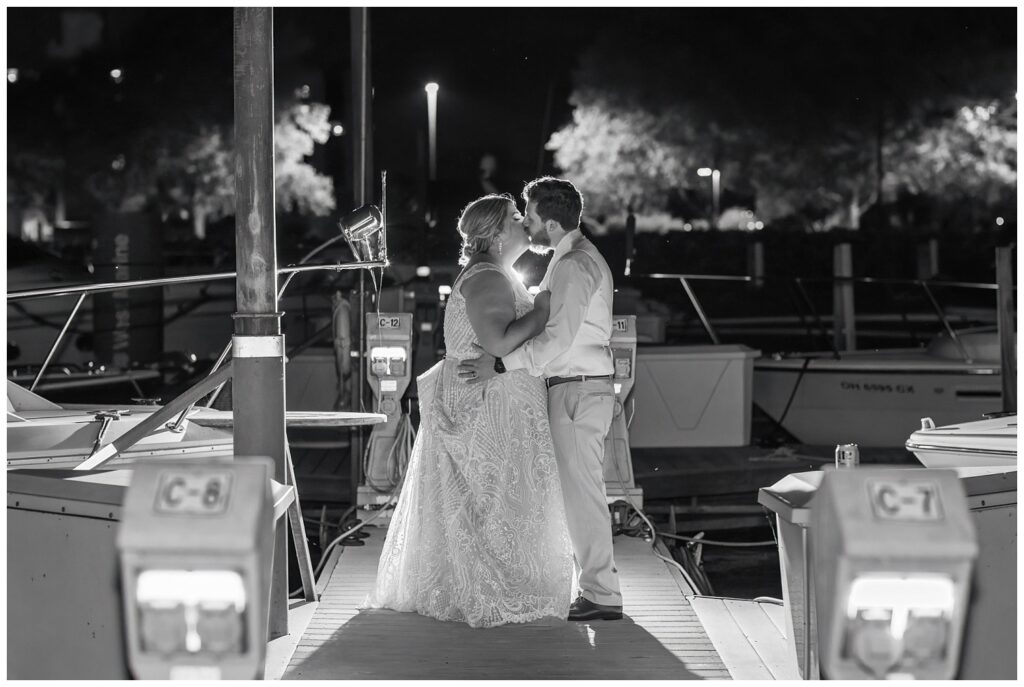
[457,344,498,385]
[532,289,551,315]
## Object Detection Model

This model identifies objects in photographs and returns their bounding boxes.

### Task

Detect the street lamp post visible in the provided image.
[697,167,720,228]
[425,82,439,182]
[711,169,721,228]
[424,82,439,227]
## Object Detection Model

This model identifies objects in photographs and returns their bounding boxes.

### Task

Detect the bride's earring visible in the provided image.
[497,239,503,256]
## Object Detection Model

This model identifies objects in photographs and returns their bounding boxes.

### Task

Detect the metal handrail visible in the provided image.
[171,235,364,430]
[679,277,721,345]
[919,282,972,363]
[31,293,87,391]
[641,272,1004,291]
[793,277,838,358]
[636,272,1004,362]
[7,259,388,302]
[646,272,753,283]
[8,259,388,392]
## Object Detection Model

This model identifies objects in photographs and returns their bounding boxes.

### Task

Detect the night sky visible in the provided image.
[7,7,623,216]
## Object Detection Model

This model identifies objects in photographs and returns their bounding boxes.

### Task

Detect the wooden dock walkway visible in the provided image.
[690,596,798,680]
[281,531,732,680]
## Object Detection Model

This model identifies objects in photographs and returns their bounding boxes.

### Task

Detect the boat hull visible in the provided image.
[906,415,1017,469]
[754,352,1002,447]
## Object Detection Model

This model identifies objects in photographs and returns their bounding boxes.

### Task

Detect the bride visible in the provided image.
[362,193,573,628]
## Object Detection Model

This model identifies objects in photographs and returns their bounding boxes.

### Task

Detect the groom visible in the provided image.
[458,177,622,621]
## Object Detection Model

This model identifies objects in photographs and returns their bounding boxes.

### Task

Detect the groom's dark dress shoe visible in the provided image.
[568,596,623,621]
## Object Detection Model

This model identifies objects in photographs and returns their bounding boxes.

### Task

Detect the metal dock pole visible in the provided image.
[995,245,1016,412]
[233,7,289,641]
[350,7,374,505]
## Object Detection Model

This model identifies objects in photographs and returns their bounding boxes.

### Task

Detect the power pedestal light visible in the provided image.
[117,459,275,680]
[358,312,413,523]
[811,468,978,680]
[604,315,643,510]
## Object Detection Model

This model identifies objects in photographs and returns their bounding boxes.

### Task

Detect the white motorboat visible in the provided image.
[753,328,1005,447]
[6,380,236,470]
[906,413,1017,469]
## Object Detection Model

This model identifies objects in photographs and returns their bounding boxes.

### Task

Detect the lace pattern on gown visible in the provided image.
[362,262,573,628]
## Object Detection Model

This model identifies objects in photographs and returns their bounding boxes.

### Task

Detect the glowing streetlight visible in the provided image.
[711,169,721,227]
[8,68,19,84]
[110,67,124,84]
[425,82,439,181]
[696,167,720,228]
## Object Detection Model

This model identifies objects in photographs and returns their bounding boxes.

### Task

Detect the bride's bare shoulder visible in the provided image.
[459,263,511,301]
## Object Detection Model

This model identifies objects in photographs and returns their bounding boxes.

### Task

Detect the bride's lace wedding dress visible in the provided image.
[362,262,573,628]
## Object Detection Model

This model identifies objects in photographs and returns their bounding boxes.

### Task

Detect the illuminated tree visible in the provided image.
[885,98,1017,207]
[87,100,338,239]
[747,126,878,230]
[273,101,336,217]
[548,102,692,216]
[546,9,1015,231]
[159,126,234,240]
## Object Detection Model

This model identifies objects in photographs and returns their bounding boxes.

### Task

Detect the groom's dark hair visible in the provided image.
[522,177,583,231]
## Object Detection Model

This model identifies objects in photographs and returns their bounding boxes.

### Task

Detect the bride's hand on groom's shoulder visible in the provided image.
[456,344,497,385]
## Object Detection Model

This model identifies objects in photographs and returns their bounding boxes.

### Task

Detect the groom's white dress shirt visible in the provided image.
[502,229,614,378]
[501,227,623,607]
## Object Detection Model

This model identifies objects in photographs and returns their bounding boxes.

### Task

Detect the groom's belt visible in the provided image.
[546,374,613,388]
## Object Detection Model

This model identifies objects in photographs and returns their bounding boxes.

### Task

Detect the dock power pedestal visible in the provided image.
[603,314,643,509]
[358,312,413,515]
[811,468,978,680]
[117,459,275,680]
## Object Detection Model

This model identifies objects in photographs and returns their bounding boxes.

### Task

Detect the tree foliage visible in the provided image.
[546,9,1016,230]
[79,100,336,238]
[273,101,336,217]
[7,151,65,212]
[7,10,335,240]
[886,99,1017,206]
[548,103,692,216]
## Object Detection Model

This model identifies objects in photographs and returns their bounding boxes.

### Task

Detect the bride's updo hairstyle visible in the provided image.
[456,193,514,266]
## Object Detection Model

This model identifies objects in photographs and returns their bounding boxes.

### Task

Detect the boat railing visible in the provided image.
[7,259,386,394]
[638,272,1007,363]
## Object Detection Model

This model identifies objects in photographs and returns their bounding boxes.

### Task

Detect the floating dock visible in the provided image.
[269,532,796,680]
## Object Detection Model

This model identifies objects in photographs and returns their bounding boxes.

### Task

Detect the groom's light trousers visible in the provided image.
[547,378,623,607]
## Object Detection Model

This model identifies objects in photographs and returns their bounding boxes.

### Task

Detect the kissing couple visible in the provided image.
[362,177,622,627]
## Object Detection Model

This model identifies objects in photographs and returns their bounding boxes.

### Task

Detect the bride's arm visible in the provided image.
[462,271,549,358]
